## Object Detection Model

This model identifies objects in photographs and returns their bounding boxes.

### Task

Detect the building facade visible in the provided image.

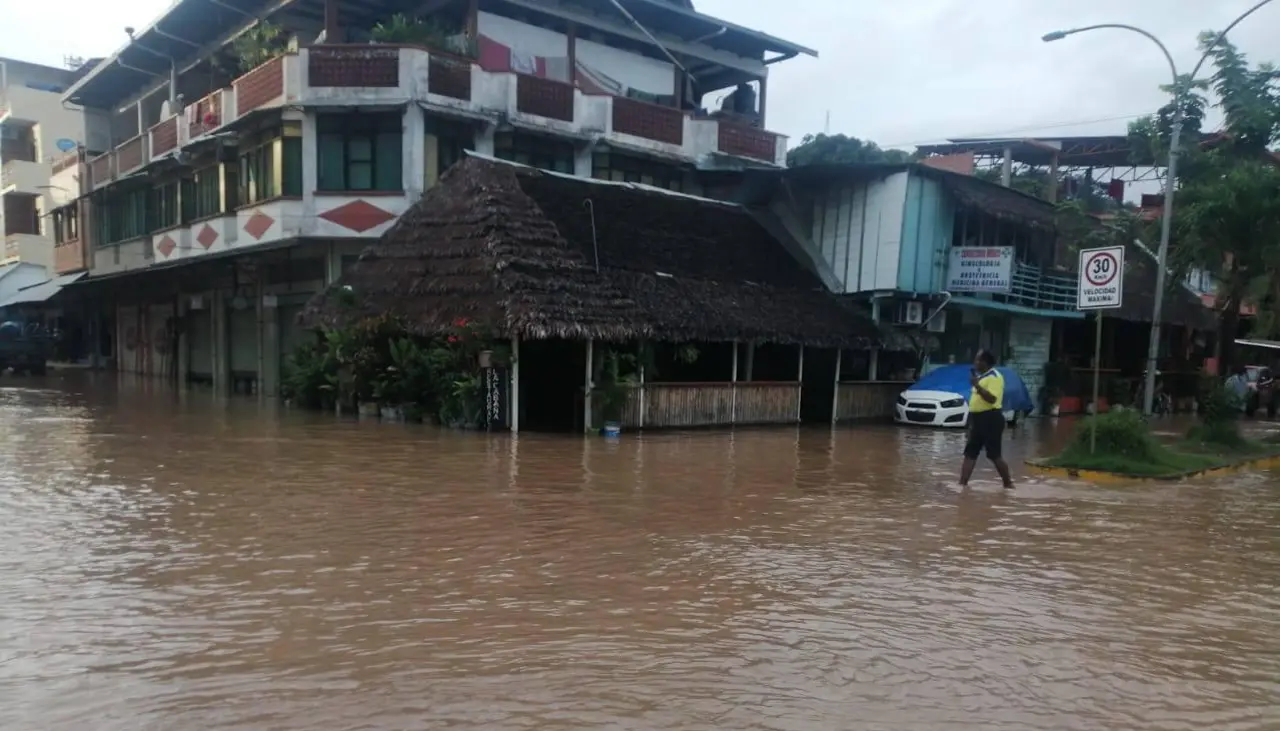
[63,0,810,393]
[1,58,100,270]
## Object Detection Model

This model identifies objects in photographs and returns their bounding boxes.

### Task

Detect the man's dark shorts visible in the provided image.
[964,409,1005,460]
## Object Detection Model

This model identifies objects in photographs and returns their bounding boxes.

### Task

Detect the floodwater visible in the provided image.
[2,375,1279,731]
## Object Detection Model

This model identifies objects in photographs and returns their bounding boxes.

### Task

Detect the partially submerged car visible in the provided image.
[894,364,1034,428]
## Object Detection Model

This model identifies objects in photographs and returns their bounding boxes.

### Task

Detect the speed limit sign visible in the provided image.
[1078,245,1125,309]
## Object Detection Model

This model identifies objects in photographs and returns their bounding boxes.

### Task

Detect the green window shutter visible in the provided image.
[282,137,303,196]
[317,133,345,190]
[374,131,402,191]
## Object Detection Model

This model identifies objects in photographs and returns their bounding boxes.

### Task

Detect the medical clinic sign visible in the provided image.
[945,247,1013,293]
[1077,245,1125,309]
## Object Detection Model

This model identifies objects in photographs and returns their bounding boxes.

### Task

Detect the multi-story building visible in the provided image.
[1,57,102,270]
[65,0,811,393]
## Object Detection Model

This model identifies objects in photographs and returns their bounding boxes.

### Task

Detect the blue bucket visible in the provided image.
[601,422,621,437]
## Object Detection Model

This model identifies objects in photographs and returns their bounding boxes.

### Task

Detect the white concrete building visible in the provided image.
[0,58,100,270]
[63,0,814,393]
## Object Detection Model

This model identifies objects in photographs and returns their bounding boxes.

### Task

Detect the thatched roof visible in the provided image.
[303,156,879,348]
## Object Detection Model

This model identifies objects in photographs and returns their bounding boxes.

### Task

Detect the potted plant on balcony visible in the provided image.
[234,21,290,73]
[369,14,478,59]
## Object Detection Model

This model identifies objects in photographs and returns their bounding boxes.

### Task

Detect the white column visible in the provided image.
[260,291,280,398]
[404,104,427,196]
[730,340,739,424]
[583,339,594,432]
[831,349,843,424]
[869,298,881,381]
[796,344,805,423]
[475,123,496,157]
[510,335,520,433]
[574,142,594,178]
[300,113,319,216]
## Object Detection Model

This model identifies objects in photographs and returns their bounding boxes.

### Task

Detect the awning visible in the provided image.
[0,271,87,307]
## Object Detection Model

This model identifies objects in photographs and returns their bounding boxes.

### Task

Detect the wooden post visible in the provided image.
[796,344,805,423]
[638,342,646,430]
[510,336,520,433]
[465,0,479,37]
[831,349,842,424]
[323,0,341,43]
[583,339,594,433]
[730,340,739,424]
[566,22,577,86]
[869,299,881,381]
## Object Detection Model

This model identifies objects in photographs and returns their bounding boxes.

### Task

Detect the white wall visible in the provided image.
[808,172,908,293]
[477,12,674,96]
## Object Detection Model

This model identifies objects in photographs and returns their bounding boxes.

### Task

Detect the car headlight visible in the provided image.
[941,398,965,408]
[897,396,907,406]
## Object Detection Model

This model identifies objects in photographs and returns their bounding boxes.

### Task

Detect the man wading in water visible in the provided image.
[959,350,1015,489]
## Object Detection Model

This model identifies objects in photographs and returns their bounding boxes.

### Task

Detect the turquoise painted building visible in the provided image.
[733,163,1087,410]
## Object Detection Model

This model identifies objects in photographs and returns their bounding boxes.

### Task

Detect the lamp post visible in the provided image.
[1042,0,1276,415]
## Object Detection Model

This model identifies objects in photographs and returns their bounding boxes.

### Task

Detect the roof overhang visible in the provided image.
[0,271,87,307]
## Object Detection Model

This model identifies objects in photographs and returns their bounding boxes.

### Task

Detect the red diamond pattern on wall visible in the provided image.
[156,235,176,258]
[196,224,218,249]
[243,210,275,240]
[319,199,396,233]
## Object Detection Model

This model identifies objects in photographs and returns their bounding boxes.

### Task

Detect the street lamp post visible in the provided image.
[1043,0,1276,415]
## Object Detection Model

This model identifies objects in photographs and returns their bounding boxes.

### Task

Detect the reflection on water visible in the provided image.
[2,375,1279,730]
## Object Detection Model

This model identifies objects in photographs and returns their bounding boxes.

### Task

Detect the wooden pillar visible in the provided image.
[730,340,739,424]
[796,344,805,423]
[583,338,594,433]
[637,342,646,430]
[510,336,520,433]
[831,349,842,424]
[566,22,577,86]
[323,0,342,43]
[466,0,479,37]
[869,299,881,381]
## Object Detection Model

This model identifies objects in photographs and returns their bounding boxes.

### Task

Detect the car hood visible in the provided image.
[901,389,967,402]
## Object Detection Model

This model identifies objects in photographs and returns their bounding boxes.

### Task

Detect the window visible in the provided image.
[190,166,222,219]
[150,181,180,231]
[494,132,573,174]
[95,186,150,246]
[317,113,403,192]
[592,151,685,191]
[52,205,78,245]
[239,141,276,204]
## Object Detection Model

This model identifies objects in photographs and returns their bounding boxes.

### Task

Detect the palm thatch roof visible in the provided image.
[302,156,879,348]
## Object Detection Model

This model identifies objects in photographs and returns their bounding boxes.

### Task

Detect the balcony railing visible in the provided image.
[188,90,224,139]
[1004,261,1079,311]
[427,55,471,100]
[51,151,80,175]
[716,119,780,163]
[116,135,147,175]
[612,96,683,146]
[235,54,287,116]
[89,151,113,187]
[308,46,399,87]
[149,116,179,158]
[515,74,574,122]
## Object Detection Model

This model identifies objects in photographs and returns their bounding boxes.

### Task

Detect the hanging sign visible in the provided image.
[945,246,1014,293]
[1077,245,1125,309]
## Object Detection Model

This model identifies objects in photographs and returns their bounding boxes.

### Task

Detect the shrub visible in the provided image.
[1070,408,1160,461]
[1194,374,1243,444]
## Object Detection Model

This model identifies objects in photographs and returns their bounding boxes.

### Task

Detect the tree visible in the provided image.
[786,133,912,167]
[1128,33,1280,366]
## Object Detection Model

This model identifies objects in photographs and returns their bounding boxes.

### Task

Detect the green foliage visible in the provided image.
[1198,374,1242,426]
[233,21,289,73]
[279,315,506,426]
[369,14,478,57]
[1186,421,1248,450]
[1071,409,1162,461]
[786,134,912,167]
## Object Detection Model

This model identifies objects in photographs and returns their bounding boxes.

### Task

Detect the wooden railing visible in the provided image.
[149,116,179,157]
[602,382,802,429]
[116,135,146,174]
[427,55,472,100]
[834,382,907,421]
[717,119,778,162]
[235,54,286,116]
[612,96,684,145]
[189,90,223,139]
[309,46,399,87]
[516,74,573,122]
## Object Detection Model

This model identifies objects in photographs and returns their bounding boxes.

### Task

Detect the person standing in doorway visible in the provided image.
[959,350,1015,489]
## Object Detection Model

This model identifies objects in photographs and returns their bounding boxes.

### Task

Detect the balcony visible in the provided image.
[0,159,45,194]
[3,233,50,267]
[87,45,787,193]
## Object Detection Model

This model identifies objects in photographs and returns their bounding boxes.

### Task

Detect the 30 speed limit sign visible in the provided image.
[1078,245,1125,309]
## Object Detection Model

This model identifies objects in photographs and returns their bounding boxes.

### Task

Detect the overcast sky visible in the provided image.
[3,0,1276,149]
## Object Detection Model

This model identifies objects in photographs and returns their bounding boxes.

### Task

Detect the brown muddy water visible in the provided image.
[2,374,1279,730]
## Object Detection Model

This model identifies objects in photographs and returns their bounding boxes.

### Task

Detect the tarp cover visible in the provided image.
[907,364,1035,414]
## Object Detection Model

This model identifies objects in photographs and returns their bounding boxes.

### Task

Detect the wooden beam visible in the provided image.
[566,21,577,86]
[324,0,342,42]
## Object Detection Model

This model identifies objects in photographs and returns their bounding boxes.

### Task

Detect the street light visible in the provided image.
[1042,0,1276,416]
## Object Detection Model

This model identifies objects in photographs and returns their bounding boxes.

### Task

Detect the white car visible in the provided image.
[894,389,1017,428]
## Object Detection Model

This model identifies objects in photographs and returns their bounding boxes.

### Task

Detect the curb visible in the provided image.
[1025,453,1280,482]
